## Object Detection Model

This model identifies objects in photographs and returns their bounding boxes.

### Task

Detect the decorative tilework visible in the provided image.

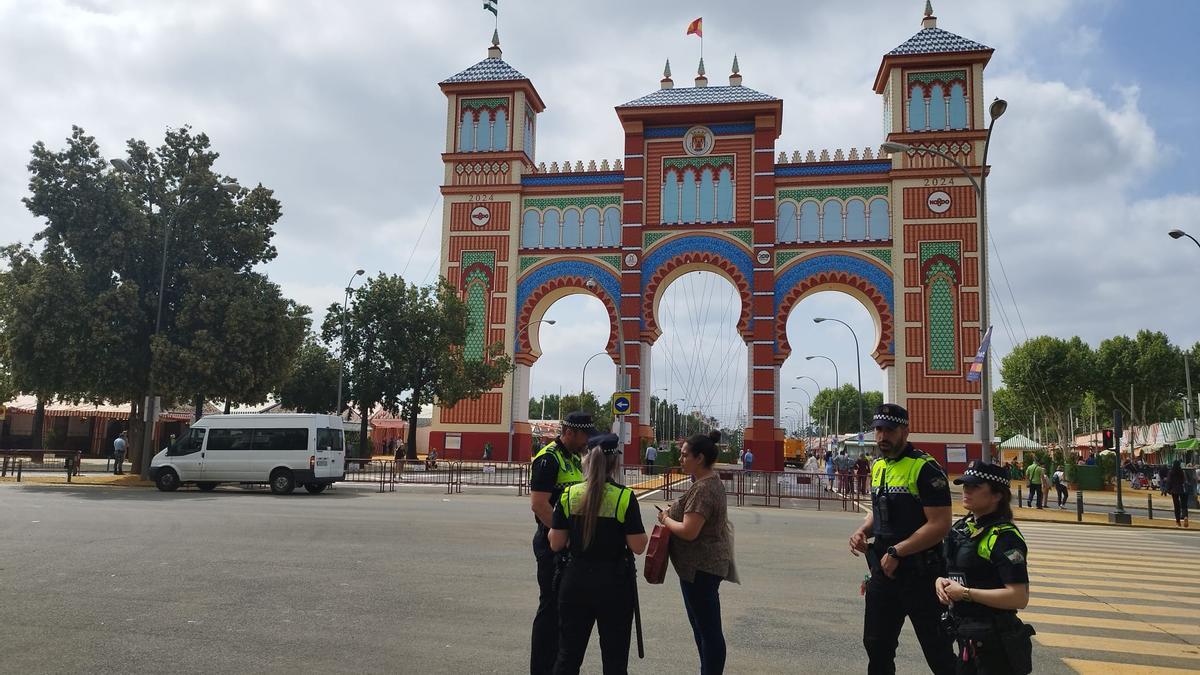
[728,229,753,247]
[774,162,892,177]
[919,241,961,265]
[644,123,756,138]
[519,256,540,273]
[778,186,888,202]
[643,231,669,248]
[928,276,956,371]
[925,259,957,284]
[521,173,623,187]
[663,155,735,172]
[774,254,894,317]
[441,57,528,84]
[641,235,755,331]
[460,251,496,271]
[516,260,621,339]
[774,250,801,269]
[461,97,509,110]
[865,248,893,265]
[460,251,495,362]
[888,27,990,56]
[906,70,967,86]
[597,255,621,269]
[619,85,778,108]
[523,196,621,210]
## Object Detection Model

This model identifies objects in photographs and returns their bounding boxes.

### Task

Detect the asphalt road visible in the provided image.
[0,482,1134,674]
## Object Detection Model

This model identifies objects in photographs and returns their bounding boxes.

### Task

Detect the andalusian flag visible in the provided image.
[484,0,498,16]
[686,17,703,37]
[966,326,993,382]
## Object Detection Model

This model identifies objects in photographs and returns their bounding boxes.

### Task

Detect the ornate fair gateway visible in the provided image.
[430,7,993,471]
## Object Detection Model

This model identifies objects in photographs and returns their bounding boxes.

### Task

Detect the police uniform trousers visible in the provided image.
[554,558,634,675]
[863,553,956,675]
[531,544,560,675]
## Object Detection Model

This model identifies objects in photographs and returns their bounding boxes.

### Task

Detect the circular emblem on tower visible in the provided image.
[927,190,952,214]
[470,205,491,227]
[683,126,715,157]
[624,253,638,267]
[756,250,771,266]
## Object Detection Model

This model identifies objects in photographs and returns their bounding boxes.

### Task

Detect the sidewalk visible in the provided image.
[0,473,152,487]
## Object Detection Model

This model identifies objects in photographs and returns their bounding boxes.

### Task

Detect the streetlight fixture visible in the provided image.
[586,276,629,457]
[110,158,242,478]
[507,319,556,461]
[882,97,1007,462]
[812,317,864,444]
[674,397,688,440]
[655,387,669,443]
[335,269,367,418]
[580,351,609,399]
[806,355,840,440]
[1169,229,1200,250]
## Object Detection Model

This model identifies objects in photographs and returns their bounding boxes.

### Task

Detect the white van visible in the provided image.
[149,414,346,494]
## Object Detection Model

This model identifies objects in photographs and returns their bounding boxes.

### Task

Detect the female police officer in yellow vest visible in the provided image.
[548,432,648,674]
[936,461,1035,674]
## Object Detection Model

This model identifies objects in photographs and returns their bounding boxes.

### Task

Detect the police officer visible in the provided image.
[529,411,593,674]
[849,403,956,675]
[937,461,1034,674]
[548,433,647,674]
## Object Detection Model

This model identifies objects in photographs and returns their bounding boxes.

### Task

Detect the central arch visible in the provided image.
[640,234,755,344]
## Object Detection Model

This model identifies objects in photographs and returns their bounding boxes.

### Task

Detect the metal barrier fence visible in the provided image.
[662,468,866,511]
[1,451,82,479]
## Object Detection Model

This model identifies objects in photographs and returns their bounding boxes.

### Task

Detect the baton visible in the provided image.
[629,556,645,658]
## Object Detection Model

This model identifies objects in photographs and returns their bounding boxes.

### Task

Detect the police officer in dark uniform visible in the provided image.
[849,403,956,675]
[529,411,592,674]
[549,432,648,674]
[937,461,1034,674]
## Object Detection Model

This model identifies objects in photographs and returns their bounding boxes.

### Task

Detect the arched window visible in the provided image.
[949,83,967,129]
[799,201,820,242]
[521,210,541,247]
[845,199,867,240]
[582,208,601,246]
[542,209,561,248]
[491,108,509,151]
[698,168,716,223]
[777,202,798,243]
[523,111,536,159]
[603,207,621,245]
[680,169,698,223]
[662,170,680,224]
[908,84,926,132]
[459,109,475,152]
[561,208,581,248]
[716,168,733,222]
[822,199,843,240]
[929,84,947,131]
[868,199,890,240]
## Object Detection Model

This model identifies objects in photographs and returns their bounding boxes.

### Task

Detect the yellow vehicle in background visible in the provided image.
[783,438,806,467]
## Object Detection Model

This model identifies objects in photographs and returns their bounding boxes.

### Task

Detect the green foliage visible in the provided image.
[1093,330,1183,427]
[1096,450,1116,487]
[277,335,340,413]
[810,384,883,435]
[1000,336,1093,449]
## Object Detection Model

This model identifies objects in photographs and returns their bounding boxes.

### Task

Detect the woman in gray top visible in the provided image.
[657,429,738,674]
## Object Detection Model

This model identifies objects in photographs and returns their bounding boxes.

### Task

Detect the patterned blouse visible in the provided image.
[667,474,738,584]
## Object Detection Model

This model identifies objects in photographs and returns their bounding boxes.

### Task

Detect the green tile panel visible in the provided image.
[927,276,957,371]
[728,229,753,247]
[523,195,621,211]
[778,186,888,202]
[865,248,893,265]
[906,70,968,86]
[643,231,669,248]
[597,255,622,269]
[775,250,801,269]
[461,97,509,110]
[662,155,736,172]
[918,241,961,266]
[519,256,541,273]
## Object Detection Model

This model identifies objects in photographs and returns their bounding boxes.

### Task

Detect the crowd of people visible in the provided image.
[527,404,1034,674]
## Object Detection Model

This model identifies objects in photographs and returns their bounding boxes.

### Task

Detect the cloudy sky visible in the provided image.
[1,1,1197,428]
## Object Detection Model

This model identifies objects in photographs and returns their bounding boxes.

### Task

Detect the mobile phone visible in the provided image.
[654,505,663,512]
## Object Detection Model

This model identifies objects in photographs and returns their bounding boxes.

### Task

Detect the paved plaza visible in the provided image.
[1,483,1197,674]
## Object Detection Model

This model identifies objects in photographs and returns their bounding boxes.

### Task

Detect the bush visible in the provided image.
[1096,451,1117,487]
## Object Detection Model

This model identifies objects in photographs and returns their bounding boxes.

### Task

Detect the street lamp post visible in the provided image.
[673,397,687,442]
[110,158,241,478]
[335,269,367,417]
[806,355,840,437]
[587,277,629,459]
[580,351,608,399]
[507,319,556,462]
[1169,229,1200,250]
[655,388,669,443]
[811,318,863,444]
[883,97,1007,462]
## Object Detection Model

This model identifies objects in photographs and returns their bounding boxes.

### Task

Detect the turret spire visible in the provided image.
[694,56,708,87]
[661,58,674,90]
[729,54,742,87]
[922,1,937,29]
[488,29,502,58]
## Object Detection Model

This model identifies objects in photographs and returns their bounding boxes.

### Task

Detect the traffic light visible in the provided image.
[1102,428,1114,450]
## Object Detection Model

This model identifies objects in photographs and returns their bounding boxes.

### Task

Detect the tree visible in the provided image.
[999,336,1093,449]
[993,387,1034,440]
[277,335,340,413]
[17,125,290,468]
[555,391,613,436]
[1093,331,1183,428]
[810,384,883,435]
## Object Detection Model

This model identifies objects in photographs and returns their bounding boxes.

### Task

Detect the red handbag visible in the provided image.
[643,524,671,584]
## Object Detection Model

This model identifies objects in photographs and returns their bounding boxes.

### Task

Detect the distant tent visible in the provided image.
[999,434,1044,465]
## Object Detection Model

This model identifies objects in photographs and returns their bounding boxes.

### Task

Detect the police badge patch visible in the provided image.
[1004,549,1026,564]
[930,477,947,489]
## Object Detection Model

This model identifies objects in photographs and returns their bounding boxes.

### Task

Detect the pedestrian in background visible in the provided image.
[1024,460,1044,510]
[1168,460,1189,528]
[742,446,753,472]
[112,431,128,475]
[1051,466,1068,509]
[658,430,738,674]
[549,433,647,674]
[645,442,657,475]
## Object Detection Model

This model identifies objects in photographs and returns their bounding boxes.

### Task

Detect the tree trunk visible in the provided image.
[128,400,145,475]
[406,398,420,461]
[32,396,45,450]
[359,402,369,458]
[224,400,231,414]
[194,395,204,421]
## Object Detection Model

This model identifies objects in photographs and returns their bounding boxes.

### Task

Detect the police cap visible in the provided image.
[871,403,909,429]
[562,410,596,434]
[587,433,621,455]
[954,460,1010,488]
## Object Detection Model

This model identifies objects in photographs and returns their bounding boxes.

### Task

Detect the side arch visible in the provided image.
[640,235,755,344]
[515,259,621,366]
[774,253,895,367]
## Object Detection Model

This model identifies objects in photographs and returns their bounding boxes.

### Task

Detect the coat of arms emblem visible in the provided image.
[683,126,714,156]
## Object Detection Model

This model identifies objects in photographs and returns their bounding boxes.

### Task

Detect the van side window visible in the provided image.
[317,428,344,452]
[252,428,309,451]
[208,429,253,451]
[172,428,205,455]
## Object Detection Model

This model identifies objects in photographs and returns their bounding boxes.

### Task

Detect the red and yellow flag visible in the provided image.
[686,17,702,38]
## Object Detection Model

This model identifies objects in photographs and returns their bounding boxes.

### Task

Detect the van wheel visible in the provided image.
[304,483,328,494]
[269,469,295,495]
[197,482,218,492]
[155,469,180,492]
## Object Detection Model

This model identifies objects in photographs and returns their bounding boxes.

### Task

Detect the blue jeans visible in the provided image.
[679,570,725,674]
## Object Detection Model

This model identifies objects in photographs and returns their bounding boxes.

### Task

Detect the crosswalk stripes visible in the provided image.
[1015,522,1200,672]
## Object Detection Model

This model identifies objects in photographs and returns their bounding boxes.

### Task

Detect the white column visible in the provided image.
[512,364,531,423]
